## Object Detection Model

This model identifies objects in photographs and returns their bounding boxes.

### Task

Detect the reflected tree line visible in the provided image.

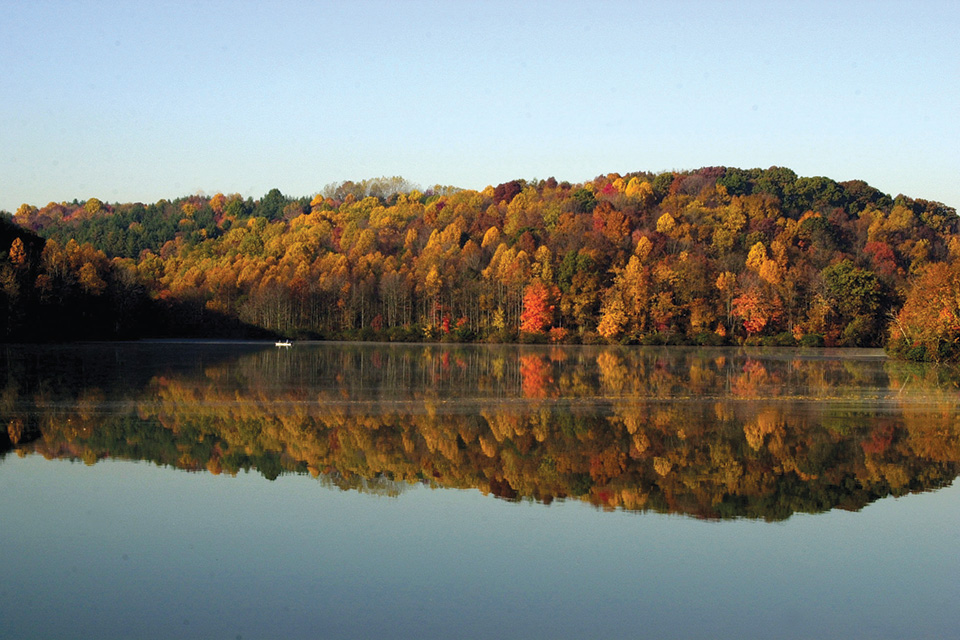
[3,344,959,520]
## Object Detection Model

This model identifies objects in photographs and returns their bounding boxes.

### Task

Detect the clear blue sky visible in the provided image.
[2,0,957,212]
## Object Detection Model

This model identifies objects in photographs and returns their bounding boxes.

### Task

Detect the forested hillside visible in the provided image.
[3,167,959,360]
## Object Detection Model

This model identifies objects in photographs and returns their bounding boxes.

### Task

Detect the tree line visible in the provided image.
[3,167,959,360]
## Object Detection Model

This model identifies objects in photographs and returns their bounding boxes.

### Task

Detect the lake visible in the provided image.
[2,341,959,639]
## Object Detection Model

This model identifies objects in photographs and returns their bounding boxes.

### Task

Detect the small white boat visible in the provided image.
[275,340,292,348]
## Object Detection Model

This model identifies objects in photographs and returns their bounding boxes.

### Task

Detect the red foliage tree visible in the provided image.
[732,289,784,336]
[520,280,555,334]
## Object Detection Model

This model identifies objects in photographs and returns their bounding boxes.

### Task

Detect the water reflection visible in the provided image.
[3,342,959,520]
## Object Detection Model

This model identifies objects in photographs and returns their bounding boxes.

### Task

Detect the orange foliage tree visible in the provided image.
[520,280,555,335]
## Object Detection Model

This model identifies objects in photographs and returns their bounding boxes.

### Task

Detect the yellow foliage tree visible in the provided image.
[597,291,628,340]
[746,241,767,271]
[656,212,676,235]
[9,237,26,267]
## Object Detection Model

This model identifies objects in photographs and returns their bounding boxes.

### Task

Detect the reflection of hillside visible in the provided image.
[4,345,960,520]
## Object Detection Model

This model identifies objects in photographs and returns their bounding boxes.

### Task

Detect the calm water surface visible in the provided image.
[2,342,959,639]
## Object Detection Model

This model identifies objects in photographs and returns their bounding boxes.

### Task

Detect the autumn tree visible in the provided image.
[890,261,960,361]
[820,260,885,346]
[732,283,784,337]
[520,279,555,335]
